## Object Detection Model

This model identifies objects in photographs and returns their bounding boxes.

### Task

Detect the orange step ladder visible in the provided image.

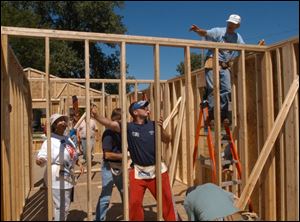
[192,101,253,212]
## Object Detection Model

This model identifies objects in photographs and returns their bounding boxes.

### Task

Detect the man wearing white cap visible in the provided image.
[190,14,245,125]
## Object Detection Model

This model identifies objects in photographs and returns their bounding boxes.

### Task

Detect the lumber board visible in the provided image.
[275,48,286,220]
[235,77,299,211]
[1,34,12,220]
[184,46,194,186]
[1,26,267,51]
[163,96,181,130]
[45,37,53,221]
[74,112,87,129]
[213,48,222,186]
[120,42,129,220]
[153,44,163,220]
[237,50,248,188]
[162,83,171,164]
[180,80,187,184]
[169,93,186,186]
[282,43,299,220]
[84,39,93,221]
[262,51,276,220]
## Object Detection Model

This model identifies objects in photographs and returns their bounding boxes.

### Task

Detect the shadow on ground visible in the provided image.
[21,187,48,221]
[68,209,87,221]
[105,202,157,221]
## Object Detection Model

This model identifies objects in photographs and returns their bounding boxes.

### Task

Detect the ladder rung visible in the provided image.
[199,156,236,167]
[221,179,242,187]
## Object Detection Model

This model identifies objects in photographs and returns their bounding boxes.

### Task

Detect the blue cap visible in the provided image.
[132,100,149,110]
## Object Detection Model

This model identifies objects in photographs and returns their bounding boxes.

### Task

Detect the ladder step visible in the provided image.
[198,156,237,167]
[221,179,242,187]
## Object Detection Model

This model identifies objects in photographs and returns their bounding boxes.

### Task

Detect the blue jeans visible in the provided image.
[81,138,95,161]
[95,161,123,221]
[205,68,231,120]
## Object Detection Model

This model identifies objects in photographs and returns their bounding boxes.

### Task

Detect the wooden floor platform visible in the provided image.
[22,153,188,221]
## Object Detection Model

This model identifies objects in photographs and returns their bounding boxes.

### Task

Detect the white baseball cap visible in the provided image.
[50,113,68,126]
[226,14,241,24]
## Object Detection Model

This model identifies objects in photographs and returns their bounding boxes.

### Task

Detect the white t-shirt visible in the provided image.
[78,119,98,139]
[37,133,78,189]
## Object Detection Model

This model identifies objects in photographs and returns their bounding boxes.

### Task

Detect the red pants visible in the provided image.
[129,169,176,221]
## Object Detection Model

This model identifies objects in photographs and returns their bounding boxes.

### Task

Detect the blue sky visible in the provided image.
[112,1,299,90]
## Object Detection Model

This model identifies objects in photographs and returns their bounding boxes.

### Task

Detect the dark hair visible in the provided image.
[111,108,121,121]
[51,124,56,133]
[129,102,136,118]
[185,185,197,197]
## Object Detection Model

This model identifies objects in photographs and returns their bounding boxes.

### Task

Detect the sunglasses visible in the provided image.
[137,106,148,110]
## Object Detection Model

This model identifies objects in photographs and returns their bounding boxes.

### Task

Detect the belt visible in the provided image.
[219,61,232,69]
[219,61,230,69]
[81,137,94,140]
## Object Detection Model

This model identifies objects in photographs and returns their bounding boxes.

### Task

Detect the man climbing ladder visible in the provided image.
[190,14,245,125]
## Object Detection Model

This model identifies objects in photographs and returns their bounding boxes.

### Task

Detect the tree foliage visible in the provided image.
[176,52,205,75]
[1,1,133,93]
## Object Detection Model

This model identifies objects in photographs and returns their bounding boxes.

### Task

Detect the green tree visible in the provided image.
[1,1,133,94]
[176,52,205,75]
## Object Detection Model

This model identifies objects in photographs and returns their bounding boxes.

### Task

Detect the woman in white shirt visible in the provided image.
[36,113,84,221]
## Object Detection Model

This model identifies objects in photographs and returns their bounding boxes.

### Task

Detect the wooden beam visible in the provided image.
[237,50,248,187]
[1,26,267,51]
[213,48,222,186]
[84,39,92,221]
[231,81,238,195]
[73,112,87,129]
[163,96,182,130]
[261,51,276,220]
[30,77,167,84]
[291,44,299,221]
[134,82,138,101]
[120,42,129,221]
[55,83,68,98]
[282,43,299,220]
[154,43,163,221]
[170,82,178,167]
[1,34,12,221]
[255,54,264,215]
[184,46,194,186]
[101,83,106,132]
[275,48,285,220]
[235,77,299,211]
[45,36,53,221]
[180,80,187,184]
[150,83,154,120]
[163,83,171,165]
[169,93,186,186]
[267,36,299,51]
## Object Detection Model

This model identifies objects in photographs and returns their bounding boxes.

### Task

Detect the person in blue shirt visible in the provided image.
[91,100,177,221]
[190,14,245,125]
[95,108,123,221]
[184,183,240,221]
[184,183,259,221]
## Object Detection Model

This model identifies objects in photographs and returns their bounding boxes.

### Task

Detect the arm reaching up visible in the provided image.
[91,106,121,133]
[189,24,207,37]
